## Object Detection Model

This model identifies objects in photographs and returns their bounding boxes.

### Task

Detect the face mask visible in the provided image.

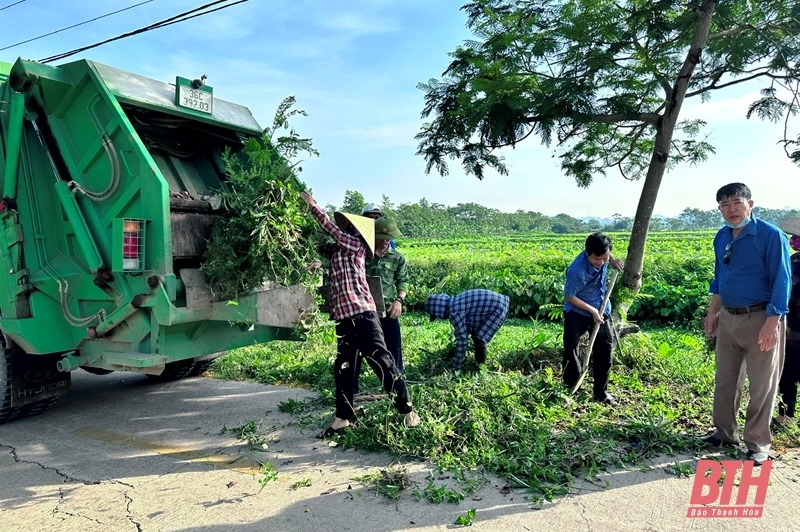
[724,215,751,229]
[791,235,800,252]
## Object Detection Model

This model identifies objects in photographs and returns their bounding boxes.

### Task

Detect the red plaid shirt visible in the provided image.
[311,206,376,320]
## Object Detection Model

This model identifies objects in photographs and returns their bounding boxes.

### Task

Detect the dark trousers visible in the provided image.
[471,335,487,363]
[562,310,614,398]
[354,316,403,393]
[778,339,800,417]
[335,312,412,420]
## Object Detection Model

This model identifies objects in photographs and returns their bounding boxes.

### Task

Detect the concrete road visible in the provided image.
[1,370,798,532]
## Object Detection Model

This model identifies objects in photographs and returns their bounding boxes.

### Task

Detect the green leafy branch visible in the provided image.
[202,96,325,300]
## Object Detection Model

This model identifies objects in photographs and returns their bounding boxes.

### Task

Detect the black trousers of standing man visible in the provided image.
[562,310,614,399]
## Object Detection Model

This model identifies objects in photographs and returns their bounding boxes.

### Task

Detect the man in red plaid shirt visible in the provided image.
[300,192,420,437]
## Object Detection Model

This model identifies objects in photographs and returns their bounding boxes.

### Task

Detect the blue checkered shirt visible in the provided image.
[426,289,510,369]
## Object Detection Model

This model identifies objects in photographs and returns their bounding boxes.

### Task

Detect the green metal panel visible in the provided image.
[92,62,261,135]
[0,56,310,376]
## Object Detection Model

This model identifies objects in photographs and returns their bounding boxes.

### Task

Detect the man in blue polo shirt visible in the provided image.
[562,232,622,405]
[702,182,791,466]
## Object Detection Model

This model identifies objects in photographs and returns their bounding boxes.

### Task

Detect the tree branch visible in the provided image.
[521,112,660,126]
[687,71,797,97]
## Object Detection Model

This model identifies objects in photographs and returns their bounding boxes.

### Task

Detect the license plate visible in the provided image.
[178,85,213,114]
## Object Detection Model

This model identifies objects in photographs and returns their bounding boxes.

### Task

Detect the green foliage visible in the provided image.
[665,461,695,478]
[257,462,279,492]
[340,189,367,215]
[353,466,412,500]
[220,420,271,451]
[413,480,467,504]
[417,0,800,180]
[336,190,799,237]
[278,397,313,414]
[401,232,714,323]
[201,96,323,299]
[212,314,725,502]
[454,508,477,526]
[291,477,312,489]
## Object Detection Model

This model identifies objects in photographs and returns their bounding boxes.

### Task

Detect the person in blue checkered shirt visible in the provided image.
[426,289,510,369]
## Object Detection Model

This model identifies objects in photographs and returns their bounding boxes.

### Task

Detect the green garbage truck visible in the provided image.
[0,57,314,423]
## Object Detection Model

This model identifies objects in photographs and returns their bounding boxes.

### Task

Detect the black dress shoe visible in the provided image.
[746,450,769,466]
[594,393,618,406]
[700,434,736,448]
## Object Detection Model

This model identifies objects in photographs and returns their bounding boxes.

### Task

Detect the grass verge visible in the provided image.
[211,313,800,502]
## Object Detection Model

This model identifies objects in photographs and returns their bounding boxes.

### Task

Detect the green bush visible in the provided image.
[400,233,714,323]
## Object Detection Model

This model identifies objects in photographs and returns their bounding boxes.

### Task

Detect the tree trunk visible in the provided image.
[617,1,718,317]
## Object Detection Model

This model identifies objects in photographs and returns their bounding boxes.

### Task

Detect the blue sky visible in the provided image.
[2,0,797,218]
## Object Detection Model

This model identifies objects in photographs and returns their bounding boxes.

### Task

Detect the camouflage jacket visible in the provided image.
[366,247,409,307]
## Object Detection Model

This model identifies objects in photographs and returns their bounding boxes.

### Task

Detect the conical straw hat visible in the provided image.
[778,216,800,236]
[334,212,375,258]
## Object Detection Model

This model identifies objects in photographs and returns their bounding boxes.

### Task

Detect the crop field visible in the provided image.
[401,231,715,324]
[211,231,799,502]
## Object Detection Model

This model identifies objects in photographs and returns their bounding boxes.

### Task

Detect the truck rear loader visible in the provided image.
[0,57,314,423]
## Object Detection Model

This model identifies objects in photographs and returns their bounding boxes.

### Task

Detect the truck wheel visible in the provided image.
[81,367,114,376]
[0,349,23,424]
[0,337,67,424]
[188,359,214,376]
[146,359,195,382]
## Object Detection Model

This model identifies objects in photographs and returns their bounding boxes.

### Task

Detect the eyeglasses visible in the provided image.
[723,241,733,265]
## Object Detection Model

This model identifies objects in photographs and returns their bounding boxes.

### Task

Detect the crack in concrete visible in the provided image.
[51,487,105,525]
[577,498,591,532]
[2,443,100,485]
[125,492,143,532]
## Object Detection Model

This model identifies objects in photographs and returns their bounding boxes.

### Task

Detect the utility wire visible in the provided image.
[40,0,252,64]
[0,0,28,12]
[0,1,157,53]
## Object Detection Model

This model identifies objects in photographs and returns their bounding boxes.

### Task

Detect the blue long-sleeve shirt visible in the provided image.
[709,216,791,317]
[563,251,611,317]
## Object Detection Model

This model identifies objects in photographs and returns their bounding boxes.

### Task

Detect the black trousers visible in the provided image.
[562,310,614,398]
[354,316,403,393]
[335,312,412,420]
[778,339,800,417]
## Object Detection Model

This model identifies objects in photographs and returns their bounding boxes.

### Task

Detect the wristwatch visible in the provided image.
[395,296,405,305]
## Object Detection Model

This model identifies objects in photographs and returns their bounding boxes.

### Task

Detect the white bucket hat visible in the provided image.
[334,212,375,258]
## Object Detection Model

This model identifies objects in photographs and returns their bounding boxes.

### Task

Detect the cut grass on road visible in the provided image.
[211,313,800,501]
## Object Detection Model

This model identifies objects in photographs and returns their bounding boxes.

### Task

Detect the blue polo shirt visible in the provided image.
[709,216,791,317]
[564,251,610,317]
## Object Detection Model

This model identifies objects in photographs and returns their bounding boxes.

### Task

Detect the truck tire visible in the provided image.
[0,337,66,424]
[145,359,195,383]
[81,367,114,376]
[188,359,215,376]
[0,348,22,424]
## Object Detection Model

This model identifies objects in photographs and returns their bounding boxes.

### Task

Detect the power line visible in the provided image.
[0,1,28,12]
[39,0,252,64]
[0,1,157,53]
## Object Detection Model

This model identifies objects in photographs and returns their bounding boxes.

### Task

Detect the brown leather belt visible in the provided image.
[723,302,768,315]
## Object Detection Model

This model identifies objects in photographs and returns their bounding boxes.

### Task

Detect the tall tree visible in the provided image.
[416,0,800,307]
[340,189,366,215]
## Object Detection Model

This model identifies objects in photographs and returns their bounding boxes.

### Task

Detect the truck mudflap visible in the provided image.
[8,352,70,408]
